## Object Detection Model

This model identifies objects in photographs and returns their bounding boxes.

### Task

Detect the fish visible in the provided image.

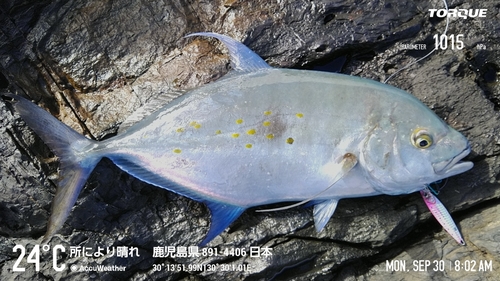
[3,32,473,246]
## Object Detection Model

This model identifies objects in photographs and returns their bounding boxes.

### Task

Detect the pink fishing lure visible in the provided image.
[420,187,465,245]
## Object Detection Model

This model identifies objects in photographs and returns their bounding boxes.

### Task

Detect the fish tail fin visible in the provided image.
[3,94,101,243]
[42,160,99,243]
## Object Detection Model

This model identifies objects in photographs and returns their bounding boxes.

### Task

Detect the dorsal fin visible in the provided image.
[185,32,271,72]
[118,90,186,134]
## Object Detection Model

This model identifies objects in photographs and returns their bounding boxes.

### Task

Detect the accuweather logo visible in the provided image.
[429,9,487,19]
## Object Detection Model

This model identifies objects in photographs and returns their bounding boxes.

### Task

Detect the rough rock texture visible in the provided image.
[0,0,499,280]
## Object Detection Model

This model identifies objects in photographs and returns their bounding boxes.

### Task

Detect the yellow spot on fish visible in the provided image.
[247,128,256,135]
[264,110,272,116]
[190,121,201,129]
[176,128,184,133]
[173,148,182,154]
[245,143,253,148]
[263,121,271,127]
[266,134,274,139]
[286,137,294,144]
[296,113,304,118]
[232,133,240,138]
[215,130,222,135]
[236,119,244,124]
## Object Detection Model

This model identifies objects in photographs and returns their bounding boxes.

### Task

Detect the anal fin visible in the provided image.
[201,202,245,246]
[313,199,339,232]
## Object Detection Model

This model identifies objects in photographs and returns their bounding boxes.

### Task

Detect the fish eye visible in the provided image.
[411,129,433,149]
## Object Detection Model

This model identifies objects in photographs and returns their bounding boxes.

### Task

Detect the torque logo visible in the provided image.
[429,9,487,19]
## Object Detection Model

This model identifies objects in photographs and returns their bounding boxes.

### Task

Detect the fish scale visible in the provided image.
[3,32,473,246]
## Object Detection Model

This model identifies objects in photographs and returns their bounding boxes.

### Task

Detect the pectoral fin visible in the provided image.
[313,199,339,232]
[257,153,357,212]
[201,202,245,246]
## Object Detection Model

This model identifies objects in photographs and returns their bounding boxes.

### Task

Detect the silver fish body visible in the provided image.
[4,33,473,245]
[102,69,467,203]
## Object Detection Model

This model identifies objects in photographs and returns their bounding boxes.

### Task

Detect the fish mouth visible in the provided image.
[432,146,473,176]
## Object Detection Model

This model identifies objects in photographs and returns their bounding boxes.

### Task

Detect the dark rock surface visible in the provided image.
[1,0,499,280]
